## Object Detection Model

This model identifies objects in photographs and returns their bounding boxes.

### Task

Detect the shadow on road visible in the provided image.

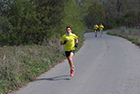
[34,75,70,81]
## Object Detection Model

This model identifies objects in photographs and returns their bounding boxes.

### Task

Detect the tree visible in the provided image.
[85,0,105,28]
[0,0,64,45]
[60,0,86,35]
[102,0,140,28]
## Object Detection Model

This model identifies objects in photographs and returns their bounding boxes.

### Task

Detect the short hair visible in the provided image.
[66,26,72,31]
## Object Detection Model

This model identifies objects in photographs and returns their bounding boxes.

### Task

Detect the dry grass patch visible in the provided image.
[107,27,140,46]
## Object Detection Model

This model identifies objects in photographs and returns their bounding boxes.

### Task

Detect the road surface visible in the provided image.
[12,32,140,94]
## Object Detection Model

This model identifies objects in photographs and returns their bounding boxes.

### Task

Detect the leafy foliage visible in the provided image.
[0,0,64,45]
[102,0,140,29]
[84,0,105,28]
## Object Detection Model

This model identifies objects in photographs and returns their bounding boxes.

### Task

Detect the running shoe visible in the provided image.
[70,69,74,77]
[70,65,74,76]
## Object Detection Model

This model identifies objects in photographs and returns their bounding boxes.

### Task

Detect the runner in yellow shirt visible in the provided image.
[60,26,78,77]
[99,23,104,37]
[94,24,99,37]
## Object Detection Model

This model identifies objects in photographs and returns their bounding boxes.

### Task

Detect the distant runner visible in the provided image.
[99,23,104,37]
[94,24,99,37]
[60,26,78,77]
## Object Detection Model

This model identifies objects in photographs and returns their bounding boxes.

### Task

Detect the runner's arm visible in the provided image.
[60,35,67,45]
[75,38,78,47]
[60,41,67,45]
[75,38,78,44]
[60,41,63,45]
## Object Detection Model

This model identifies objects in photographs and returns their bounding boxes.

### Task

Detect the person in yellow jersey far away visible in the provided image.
[60,26,78,77]
[99,23,104,37]
[94,23,99,37]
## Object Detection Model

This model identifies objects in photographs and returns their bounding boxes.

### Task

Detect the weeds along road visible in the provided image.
[12,32,140,94]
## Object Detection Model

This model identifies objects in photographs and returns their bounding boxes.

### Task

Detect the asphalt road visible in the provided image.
[12,32,140,94]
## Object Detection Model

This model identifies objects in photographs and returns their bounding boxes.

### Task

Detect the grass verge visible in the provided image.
[0,32,85,94]
[107,27,140,47]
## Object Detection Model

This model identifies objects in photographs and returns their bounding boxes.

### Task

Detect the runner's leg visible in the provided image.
[95,30,97,37]
[67,52,74,70]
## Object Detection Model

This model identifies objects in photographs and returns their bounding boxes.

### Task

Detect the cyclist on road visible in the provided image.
[60,26,78,77]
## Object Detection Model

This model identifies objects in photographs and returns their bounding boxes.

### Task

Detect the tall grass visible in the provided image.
[0,32,85,94]
[0,36,62,93]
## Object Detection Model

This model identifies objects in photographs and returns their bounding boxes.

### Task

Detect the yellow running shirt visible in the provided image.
[94,25,99,30]
[99,25,104,30]
[60,33,78,51]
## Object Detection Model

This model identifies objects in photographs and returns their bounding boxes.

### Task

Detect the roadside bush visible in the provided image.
[0,0,64,46]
